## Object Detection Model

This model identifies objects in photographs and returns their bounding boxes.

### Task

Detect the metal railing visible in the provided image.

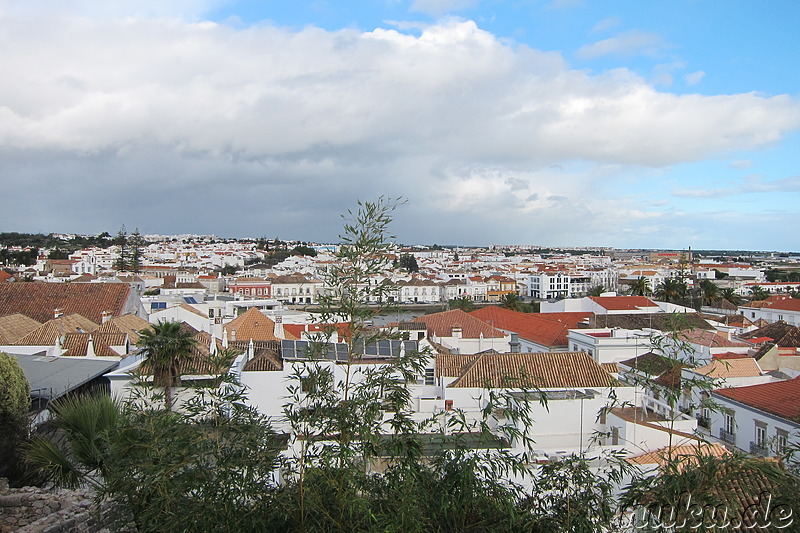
[720,428,736,444]
[697,416,710,429]
[750,441,769,457]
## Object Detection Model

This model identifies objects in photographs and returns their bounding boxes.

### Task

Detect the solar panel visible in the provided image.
[282,339,350,361]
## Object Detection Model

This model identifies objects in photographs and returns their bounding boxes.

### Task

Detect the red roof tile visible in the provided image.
[448,351,615,389]
[715,377,800,422]
[589,295,659,311]
[415,309,506,339]
[0,282,132,324]
[470,307,590,347]
[224,308,298,342]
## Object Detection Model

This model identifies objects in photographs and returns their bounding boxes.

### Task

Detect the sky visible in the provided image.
[1,1,798,251]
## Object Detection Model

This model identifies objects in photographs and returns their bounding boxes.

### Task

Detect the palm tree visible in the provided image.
[499,293,523,311]
[449,296,476,312]
[698,279,721,307]
[26,394,120,488]
[587,285,606,297]
[629,276,651,296]
[654,277,687,304]
[748,285,770,302]
[137,321,197,410]
[720,287,743,307]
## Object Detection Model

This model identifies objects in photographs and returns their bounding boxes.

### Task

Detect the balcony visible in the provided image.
[750,441,769,457]
[720,428,736,444]
[697,415,710,429]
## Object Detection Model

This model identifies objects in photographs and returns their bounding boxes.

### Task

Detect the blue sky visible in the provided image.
[0,0,798,250]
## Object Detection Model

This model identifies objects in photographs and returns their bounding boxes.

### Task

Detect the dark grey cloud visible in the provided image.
[0,12,799,249]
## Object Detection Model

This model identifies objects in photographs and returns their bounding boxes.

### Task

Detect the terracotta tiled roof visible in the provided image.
[398,278,440,287]
[712,351,752,360]
[0,271,13,282]
[138,327,234,377]
[715,377,800,422]
[600,362,619,374]
[589,295,659,311]
[224,308,298,342]
[242,349,283,371]
[751,342,776,362]
[652,362,685,389]
[61,332,127,357]
[618,352,673,377]
[436,353,480,378]
[14,314,100,346]
[675,328,751,348]
[754,297,800,312]
[0,282,132,324]
[178,303,209,318]
[447,351,615,389]
[271,274,312,284]
[693,358,761,379]
[580,313,712,331]
[97,314,152,345]
[282,322,352,340]
[627,442,729,468]
[741,322,800,348]
[415,309,506,339]
[0,313,42,344]
[470,307,589,347]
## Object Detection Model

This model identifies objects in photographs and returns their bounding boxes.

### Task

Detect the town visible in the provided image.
[2,216,800,531]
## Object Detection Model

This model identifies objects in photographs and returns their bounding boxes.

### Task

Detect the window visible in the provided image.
[755,421,767,446]
[777,429,789,454]
[424,368,435,386]
[723,412,736,439]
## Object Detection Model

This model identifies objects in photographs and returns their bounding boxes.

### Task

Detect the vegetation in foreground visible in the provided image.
[13,200,800,532]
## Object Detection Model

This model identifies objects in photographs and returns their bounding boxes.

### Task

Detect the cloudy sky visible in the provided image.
[1,1,798,251]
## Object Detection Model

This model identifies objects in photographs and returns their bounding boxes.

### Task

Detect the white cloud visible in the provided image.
[591,16,621,34]
[685,70,706,86]
[0,11,799,247]
[576,30,668,59]
[730,159,752,169]
[4,16,791,168]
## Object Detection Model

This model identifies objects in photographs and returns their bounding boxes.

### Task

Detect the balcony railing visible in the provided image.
[697,416,710,429]
[720,428,736,444]
[750,441,769,457]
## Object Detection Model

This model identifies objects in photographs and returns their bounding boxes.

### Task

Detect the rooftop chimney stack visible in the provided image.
[54,308,64,319]
[101,311,111,324]
[274,315,284,339]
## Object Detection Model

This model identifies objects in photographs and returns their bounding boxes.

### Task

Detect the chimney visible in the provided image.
[86,335,96,357]
[451,325,462,339]
[54,308,64,319]
[231,329,236,342]
[101,311,111,324]
[274,315,284,339]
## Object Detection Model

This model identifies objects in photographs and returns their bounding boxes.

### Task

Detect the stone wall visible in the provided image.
[0,479,136,533]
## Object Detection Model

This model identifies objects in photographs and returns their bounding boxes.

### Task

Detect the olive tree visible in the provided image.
[0,351,30,484]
